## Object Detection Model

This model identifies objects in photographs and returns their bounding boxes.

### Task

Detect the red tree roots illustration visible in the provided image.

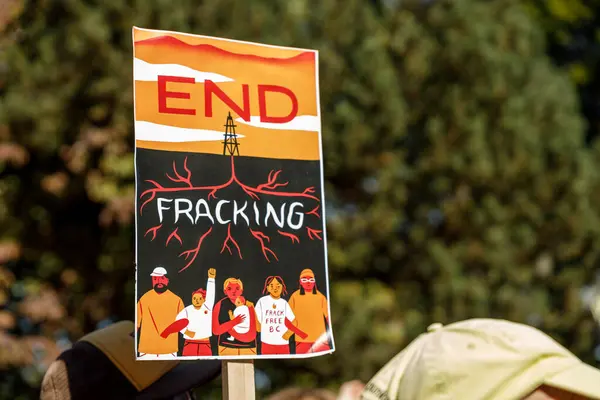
[250,229,278,263]
[140,156,323,271]
[166,228,183,246]
[140,156,319,212]
[278,230,300,243]
[306,227,322,240]
[166,160,193,187]
[307,205,320,218]
[145,224,162,241]
[221,224,242,259]
[179,227,213,273]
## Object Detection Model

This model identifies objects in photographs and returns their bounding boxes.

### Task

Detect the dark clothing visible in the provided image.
[40,321,220,400]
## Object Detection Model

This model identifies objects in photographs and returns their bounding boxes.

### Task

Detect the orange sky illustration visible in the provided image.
[133,28,309,59]
[133,27,321,161]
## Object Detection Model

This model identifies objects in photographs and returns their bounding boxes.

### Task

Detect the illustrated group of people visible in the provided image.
[136,266,331,358]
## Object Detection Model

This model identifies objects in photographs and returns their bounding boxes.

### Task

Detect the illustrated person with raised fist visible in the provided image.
[161,268,216,357]
[136,266,184,359]
[288,268,330,354]
[212,277,258,355]
[255,276,307,355]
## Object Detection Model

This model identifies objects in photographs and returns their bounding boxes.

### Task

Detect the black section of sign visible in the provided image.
[136,149,329,355]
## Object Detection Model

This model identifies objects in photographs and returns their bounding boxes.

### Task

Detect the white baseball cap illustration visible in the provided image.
[150,267,168,277]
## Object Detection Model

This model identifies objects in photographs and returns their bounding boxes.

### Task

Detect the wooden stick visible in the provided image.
[222,360,255,400]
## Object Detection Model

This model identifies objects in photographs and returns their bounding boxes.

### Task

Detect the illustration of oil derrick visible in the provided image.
[222,112,240,156]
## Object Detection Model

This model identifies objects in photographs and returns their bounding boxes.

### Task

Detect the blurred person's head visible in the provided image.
[337,380,365,400]
[40,321,220,400]
[191,288,206,309]
[299,269,317,294]
[266,387,337,400]
[150,266,169,293]
[361,319,600,400]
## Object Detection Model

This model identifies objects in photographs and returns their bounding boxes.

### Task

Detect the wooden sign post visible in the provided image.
[222,360,255,400]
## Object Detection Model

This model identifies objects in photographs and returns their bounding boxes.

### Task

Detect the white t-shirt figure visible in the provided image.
[228,296,250,341]
[255,295,296,345]
[175,276,215,340]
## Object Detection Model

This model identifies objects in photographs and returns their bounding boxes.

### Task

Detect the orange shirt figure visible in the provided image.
[137,267,184,359]
[288,269,330,354]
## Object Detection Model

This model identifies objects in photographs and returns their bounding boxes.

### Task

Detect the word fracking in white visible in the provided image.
[156,198,305,230]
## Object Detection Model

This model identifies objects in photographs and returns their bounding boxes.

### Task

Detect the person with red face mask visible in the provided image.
[288,268,330,354]
[212,277,258,355]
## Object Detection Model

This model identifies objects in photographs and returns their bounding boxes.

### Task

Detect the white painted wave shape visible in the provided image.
[235,115,320,131]
[135,121,243,142]
[134,58,234,83]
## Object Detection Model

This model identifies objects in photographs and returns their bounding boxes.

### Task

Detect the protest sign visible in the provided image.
[132,27,334,361]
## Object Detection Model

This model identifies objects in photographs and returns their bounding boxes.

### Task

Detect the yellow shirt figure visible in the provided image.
[137,267,184,356]
[288,268,330,354]
[288,289,328,343]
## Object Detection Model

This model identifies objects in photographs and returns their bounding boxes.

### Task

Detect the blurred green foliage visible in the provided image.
[526,0,600,141]
[1,0,600,398]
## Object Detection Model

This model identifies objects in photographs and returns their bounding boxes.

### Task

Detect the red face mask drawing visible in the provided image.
[300,269,316,293]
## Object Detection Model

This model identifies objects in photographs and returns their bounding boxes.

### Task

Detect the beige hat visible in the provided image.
[360,319,600,400]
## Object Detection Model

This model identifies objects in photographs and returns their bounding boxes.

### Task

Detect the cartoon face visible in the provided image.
[224,282,242,301]
[300,275,315,292]
[192,292,205,308]
[267,278,283,298]
[152,275,169,293]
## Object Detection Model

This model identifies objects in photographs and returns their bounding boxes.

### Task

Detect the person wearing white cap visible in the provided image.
[360,318,600,400]
[137,266,184,359]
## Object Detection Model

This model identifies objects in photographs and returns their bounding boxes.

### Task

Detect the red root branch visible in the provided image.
[306,227,323,241]
[139,180,164,215]
[166,227,183,246]
[306,205,321,218]
[144,224,162,241]
[221,224,243,259]
[166,157,193,188]
[139,156,320,214]
[178,227,213,273]
[256,170,289,191]
[141,156,323,268]
[250,229,278,262]
[165,157,194,187]
[278,230,300,243]
[240,185,260,200]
